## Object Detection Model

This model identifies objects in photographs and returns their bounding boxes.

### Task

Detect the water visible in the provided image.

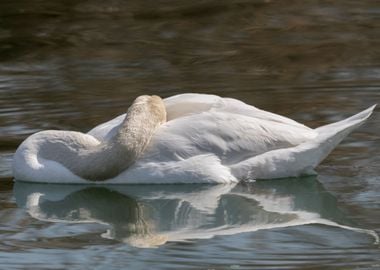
[0,0,380,269]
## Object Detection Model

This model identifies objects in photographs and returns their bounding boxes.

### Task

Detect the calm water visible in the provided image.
[1,0,380,269]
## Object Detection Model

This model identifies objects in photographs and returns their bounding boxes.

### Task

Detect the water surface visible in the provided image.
[0,0,380,269]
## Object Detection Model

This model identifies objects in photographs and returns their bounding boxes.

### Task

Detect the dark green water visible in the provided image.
[0,1,379,269]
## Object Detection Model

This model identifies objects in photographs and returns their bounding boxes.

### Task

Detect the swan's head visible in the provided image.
[130,95,167,125]
[148,95,167,125]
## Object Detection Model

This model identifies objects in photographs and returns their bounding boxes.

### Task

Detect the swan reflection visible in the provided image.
[14,177,378,248]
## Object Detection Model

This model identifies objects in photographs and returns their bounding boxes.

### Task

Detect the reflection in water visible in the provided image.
[14,178,378,248]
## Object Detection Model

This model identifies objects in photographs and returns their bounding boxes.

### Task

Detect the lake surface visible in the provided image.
[0,0,379,269]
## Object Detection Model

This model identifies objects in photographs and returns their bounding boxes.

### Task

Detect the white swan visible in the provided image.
[12,93,376,184]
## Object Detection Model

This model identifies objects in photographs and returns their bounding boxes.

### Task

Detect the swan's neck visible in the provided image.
[114,95,166,158]
[42,95,166,181]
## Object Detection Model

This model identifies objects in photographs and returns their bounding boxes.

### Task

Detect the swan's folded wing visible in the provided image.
[145,111,317,164]
[222,97,313,130]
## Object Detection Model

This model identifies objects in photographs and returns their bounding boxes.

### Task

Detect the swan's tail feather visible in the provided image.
[231,105,376,180]
[312,104,376,165]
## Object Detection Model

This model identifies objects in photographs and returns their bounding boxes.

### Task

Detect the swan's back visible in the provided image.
[164,93,312,130]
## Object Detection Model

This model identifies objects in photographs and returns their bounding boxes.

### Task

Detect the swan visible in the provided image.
[12,93,376,184]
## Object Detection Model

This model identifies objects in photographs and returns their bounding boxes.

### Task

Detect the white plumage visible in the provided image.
[13,93,375,184]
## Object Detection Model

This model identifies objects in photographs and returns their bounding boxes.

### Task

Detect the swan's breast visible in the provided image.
[13,130,101,181]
